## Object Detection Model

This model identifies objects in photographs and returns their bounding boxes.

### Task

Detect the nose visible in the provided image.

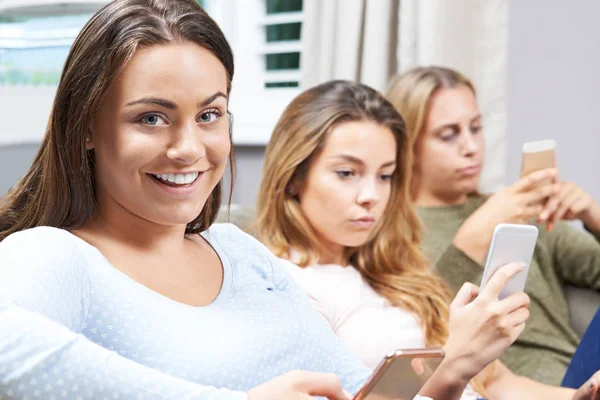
[356,178,380,208]
[461,130,480,157]
[166,122,205,165]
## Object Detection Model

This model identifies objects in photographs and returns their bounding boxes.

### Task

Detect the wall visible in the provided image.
[507,0,600,201]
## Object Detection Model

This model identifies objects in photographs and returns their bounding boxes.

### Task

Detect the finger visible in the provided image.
[522,204,543,220]
[479,263,525,301]
[567,192,591,216]
[547,184,577,225]
[539,185,563,221]
[521,183,556,206]
[451,282,480,309]
[496,292,531,314]
[553,190,581,224]
[503,306,530,327]
[295,372,349,400]
[515,168,558,192]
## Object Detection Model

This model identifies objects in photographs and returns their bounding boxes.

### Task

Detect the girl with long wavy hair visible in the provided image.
[387,66,600,389]
[0,1,446,399]
[256,80,600,400]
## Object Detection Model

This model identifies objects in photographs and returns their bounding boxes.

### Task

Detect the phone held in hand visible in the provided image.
[521,139,556,177]
[480,223,539,300]
[353,348,445,400]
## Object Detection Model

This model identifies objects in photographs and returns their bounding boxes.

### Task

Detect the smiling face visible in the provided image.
[297,120,397,264]
[414,84,485,206]
[88,42,230,229]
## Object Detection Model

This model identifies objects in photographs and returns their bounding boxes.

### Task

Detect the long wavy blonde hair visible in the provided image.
[386,67,493,393]
[256,80,452,348]
[386,66,476,198]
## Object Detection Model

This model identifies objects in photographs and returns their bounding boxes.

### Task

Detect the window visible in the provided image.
[0,0,304,146]
[208,0,304,145]
[0,3,103,146]
[0,14,91,85]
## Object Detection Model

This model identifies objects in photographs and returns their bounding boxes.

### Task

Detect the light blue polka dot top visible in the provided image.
[0,223,377,399]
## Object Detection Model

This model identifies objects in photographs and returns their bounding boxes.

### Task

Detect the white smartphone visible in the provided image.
[353,348,445,400]
[480,224,539,300]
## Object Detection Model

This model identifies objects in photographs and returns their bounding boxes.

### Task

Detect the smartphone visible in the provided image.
[353,348,445,400]
[521,139,556,177]
[480,224,539,300]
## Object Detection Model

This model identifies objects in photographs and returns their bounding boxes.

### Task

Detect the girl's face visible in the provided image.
[414,84,484,206]
[298,120,397,263]
[89,42,230,228]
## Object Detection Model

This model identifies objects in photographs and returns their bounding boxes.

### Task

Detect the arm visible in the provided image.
[0,229,246,400]
[434,244,484,293]
[547,222,600,290]
[485,361,577,400]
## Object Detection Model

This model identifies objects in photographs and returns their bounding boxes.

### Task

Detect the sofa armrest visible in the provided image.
[565,285,600,338]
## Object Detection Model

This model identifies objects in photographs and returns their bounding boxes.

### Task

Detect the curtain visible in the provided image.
[301,0,508,191]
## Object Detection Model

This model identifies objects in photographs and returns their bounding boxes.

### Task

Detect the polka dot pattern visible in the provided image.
[0,224,373,399]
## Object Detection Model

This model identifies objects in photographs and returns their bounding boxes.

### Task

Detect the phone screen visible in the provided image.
[355,354,443,400]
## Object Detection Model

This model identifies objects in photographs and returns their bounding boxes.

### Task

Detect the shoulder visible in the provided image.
[291,264,363,304]
[0,226,89,265]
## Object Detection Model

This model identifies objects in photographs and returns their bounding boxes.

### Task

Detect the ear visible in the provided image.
[85,128,95,150]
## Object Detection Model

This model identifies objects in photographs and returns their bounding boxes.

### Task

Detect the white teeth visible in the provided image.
[153,172,199,185]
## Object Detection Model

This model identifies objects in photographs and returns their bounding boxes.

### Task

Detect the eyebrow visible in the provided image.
[433,114,482,132]
[125,92,228,109]
[330,154,395,168]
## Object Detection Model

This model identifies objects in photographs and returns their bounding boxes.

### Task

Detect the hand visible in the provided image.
[454,168,558,263]
[443,263,530,381]
[247,371,352,400]
[540,180,600,232]
[573,371,600,400]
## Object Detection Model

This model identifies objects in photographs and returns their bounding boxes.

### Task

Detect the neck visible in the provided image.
[316,243,347,266]
[78,195,190,253]
[415,190,468,207]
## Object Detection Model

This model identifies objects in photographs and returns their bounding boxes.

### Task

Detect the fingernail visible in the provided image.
[589,378,596,389]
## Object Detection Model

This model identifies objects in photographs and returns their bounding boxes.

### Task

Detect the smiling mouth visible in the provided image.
[150,172,201,187]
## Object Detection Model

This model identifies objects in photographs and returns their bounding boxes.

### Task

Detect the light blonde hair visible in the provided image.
[386,67,493,394]
[385,66,476,198]
[256,80,452,348]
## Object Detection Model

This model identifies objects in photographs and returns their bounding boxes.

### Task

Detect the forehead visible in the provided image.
[426,84,479,126]
[320,120,397,159]
[109,42,228,102]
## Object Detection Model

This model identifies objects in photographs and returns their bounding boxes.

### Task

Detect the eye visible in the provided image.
[471,126,482,134]
[336,170,354,179]
[380,173,394,181]
[441,131,458,142]
[198,109,223,123]
[140,113,167,126]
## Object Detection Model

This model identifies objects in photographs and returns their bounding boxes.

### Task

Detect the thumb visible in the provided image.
[296,371,351,400]
[451,282,480,310]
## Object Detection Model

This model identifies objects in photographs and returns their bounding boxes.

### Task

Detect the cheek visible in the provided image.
[206,130,231,167]
[300,177,348,230]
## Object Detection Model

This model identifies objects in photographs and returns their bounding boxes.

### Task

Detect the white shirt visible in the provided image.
[0,224,374,399]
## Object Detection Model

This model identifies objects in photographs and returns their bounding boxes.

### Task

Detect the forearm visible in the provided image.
[486,362,575,400]
[452,225,491,265]
[418,357,471,400]
[0,299,247,400]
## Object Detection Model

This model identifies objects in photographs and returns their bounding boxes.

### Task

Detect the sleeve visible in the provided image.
[0,228,247,400]
[433,244,484,294]
[269,257,371,396]
[546,222,600,290]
